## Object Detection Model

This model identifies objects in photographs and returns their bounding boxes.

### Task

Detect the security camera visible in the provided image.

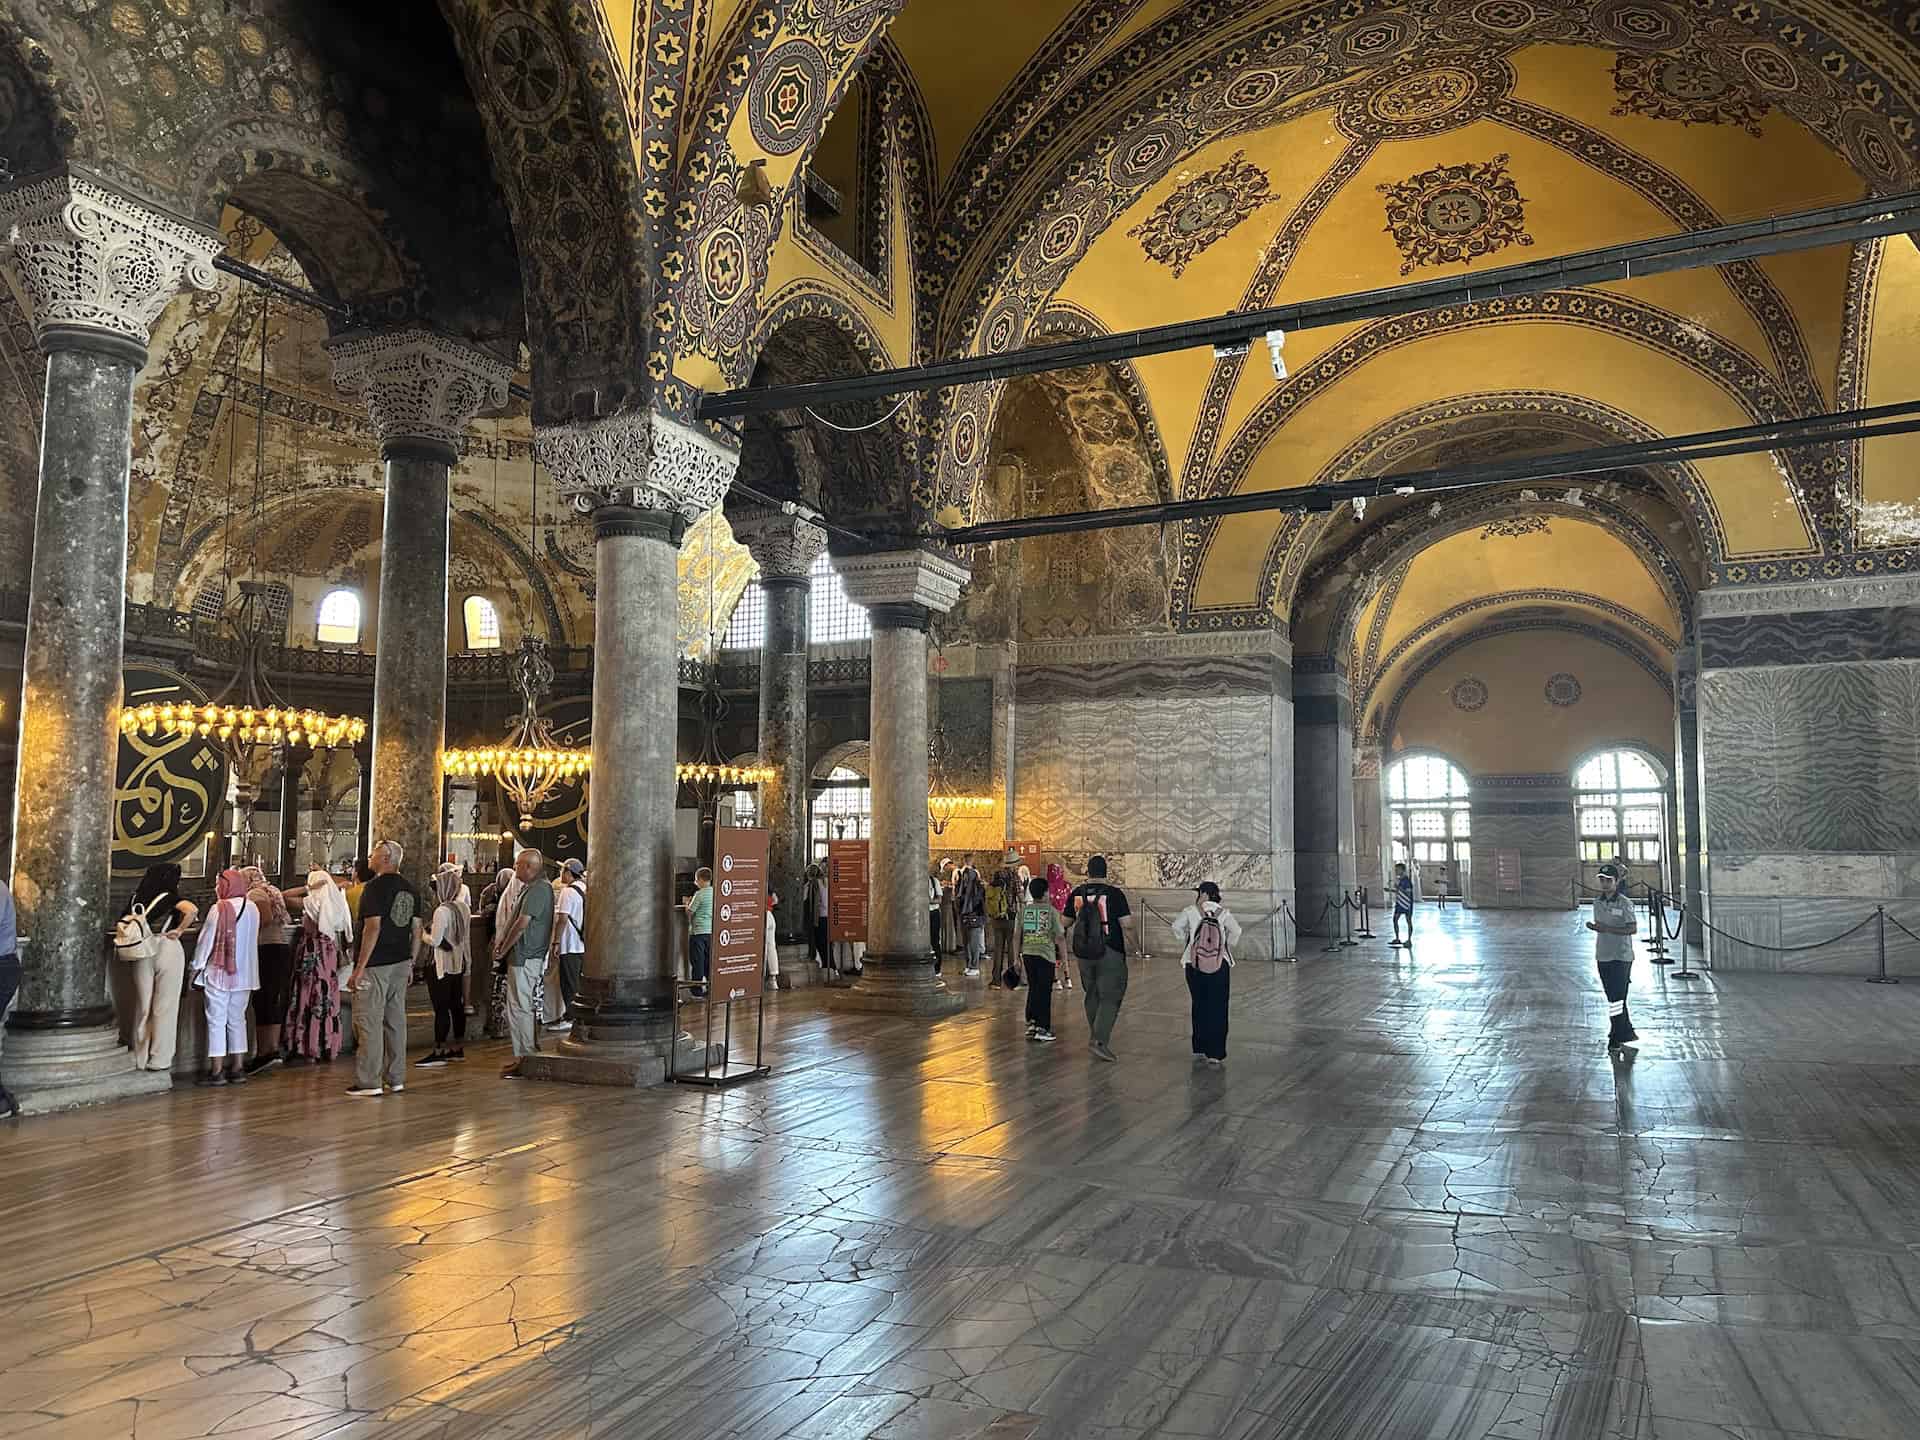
[1265,328,1287,381]
[1351,495,1367,522]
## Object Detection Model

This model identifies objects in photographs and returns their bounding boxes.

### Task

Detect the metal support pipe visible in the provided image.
[938,401,1920,546]
[699,192,1920,420]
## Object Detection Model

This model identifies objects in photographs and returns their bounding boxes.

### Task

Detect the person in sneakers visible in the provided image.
[1391,862,1416,948]
[1065,855,1132,1061]
[1588,863,1641,1051]
[549,858,587,1031]
[954,860,987,977]
[418,863,471,1068]
[1173,882,1242,1068]
[1019,876,1065,1043]
[344,840,420,1097]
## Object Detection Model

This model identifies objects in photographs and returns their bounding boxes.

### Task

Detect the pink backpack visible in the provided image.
[1189,912,1227,973]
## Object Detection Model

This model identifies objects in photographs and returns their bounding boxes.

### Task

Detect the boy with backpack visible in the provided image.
[1064,855,1132,1062]
[1173,881,1243,1067]
[1019,876,1065,1042]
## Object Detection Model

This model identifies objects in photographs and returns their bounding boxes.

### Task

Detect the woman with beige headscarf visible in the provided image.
[191,868,259,1086]
[283,868,353,1063]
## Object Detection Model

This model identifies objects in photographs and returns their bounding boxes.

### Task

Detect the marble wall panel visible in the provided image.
[1698,660,1920,854]
[1702,893,1920,976]
[1468,809,1578,910]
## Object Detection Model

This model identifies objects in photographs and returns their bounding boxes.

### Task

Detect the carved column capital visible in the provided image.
[732,505,828,581]
[329,328,513,462]
[0,171,220,358]
[535,409,737,524]
[834,549,971,617]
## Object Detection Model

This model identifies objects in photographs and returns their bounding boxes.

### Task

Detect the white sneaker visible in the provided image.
[344,1086,382,1098]
[964,968,980,977]
[544,1020,573,1033]
[387,1084,405,1093]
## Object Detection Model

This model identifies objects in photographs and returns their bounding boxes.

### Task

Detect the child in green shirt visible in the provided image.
[1020,876,1065,1042]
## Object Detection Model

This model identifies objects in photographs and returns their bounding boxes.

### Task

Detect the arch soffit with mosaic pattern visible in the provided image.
[1374,612,1677,747]
[924,0,1920,359]
[1357,587,1683,724]
[914,0,1917,551]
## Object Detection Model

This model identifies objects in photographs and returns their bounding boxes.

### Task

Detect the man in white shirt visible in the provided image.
[549,859,586,1032]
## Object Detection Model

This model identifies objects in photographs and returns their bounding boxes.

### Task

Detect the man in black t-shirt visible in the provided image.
[1065,855,1132,1062]
[346,840,421,1096]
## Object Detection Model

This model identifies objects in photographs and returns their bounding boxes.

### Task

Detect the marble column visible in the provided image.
[732,507,827,944]
[526,409,735,1085]
[1352,740,1386,903]
[331,331,510,890]
[1292,656,1357,936]
[834,550,970,1017]
[0,173,220,1113]
[1674,644,1705,947]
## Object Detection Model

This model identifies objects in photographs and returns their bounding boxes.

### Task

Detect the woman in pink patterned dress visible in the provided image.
[284,868,353,1062]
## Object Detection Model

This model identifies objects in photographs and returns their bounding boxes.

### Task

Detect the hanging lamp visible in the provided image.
[443,461,589,819]
[443,633,589,819]
[926,640,991,836]
[121,287,365,757]
[677,515,773,796]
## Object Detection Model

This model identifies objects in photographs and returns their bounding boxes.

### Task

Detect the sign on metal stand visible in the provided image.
[675,825,772,1087]
[827,838,869,973]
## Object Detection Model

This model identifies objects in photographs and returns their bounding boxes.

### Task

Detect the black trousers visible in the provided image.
[930,909,943,972]
[1598,959,1635,1043]
[689,933,710,986]
[426,969,468,1046]
[811,918,831,967]
[1185,964,1231,1059]
[1024,955,1055,1031]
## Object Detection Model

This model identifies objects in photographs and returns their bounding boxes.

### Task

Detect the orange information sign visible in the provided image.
[827,839,869,944]
[712,827,769,1001]
[1008,840,1043,867]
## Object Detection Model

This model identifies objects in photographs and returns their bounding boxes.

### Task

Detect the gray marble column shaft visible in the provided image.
[760,576,811,942]
[11,343,141,1029]
[582,508,680,1037]
[831,549,970,1017]
[370,447,451,887]
[1293,662,1357,936]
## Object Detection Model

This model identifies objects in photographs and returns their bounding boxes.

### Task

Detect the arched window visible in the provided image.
[463,595,502,650]
[810,765,871,862]
[1575,749,1667,887]
[722,554,872,650]
[1386,754,1472,878]
[315,589,361,647]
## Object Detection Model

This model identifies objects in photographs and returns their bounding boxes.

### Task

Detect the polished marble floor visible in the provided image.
[6,908,1920,1440]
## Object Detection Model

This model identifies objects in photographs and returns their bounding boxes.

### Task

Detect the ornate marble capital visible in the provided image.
[732,505,828,580]
[834,549,971,616]
[0,171,219,353]
[535,409,737,523]
[329,329,513,458]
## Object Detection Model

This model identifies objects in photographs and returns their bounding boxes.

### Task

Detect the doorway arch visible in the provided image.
[1385,751,1471,898]
[1572,746,1671,895]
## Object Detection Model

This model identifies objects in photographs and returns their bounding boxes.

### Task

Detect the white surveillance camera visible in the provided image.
[1265,328,1287,382]
[1351,495,1367,522]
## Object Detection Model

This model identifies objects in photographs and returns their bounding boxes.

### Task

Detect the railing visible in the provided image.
[683,654,874,691]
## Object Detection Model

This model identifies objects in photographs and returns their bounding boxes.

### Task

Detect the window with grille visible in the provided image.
[463,595,502,650]
[1385,754,1472,876]
[810,772,872,860]
[316,589,361,646]
[721,553,871,651]
[1575,749,1668,885]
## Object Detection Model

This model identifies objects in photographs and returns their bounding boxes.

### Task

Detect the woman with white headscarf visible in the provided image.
[283,868,353,1063]
[419,863,472,1067]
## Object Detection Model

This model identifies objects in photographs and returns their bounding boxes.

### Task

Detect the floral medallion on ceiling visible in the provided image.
[1451,676,1490,711]
[1545,672,1584,706]
[1126,150,1283,278]
[1482,514,1552,539]
[1379,154,1533,275]
[1611,51,1768,136]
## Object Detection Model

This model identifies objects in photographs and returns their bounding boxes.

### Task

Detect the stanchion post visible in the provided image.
[1354,885,1376,940]
[1647,889,1673,966]
[1671,895,1700,979]
[1869,904,1900,984]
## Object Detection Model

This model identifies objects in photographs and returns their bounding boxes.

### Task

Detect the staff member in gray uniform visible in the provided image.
[1587,863,1640,1050]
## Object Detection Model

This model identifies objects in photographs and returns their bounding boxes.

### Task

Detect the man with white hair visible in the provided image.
[492,848,555,1070]
[345,839,420,1097]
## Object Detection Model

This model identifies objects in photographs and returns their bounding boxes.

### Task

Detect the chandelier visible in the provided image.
[925,644,990,836]
[119,582,368,756]
[676,666,774,793]
[443,635,590,820]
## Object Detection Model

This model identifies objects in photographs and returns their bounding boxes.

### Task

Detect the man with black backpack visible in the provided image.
[1065,855,1132,1062]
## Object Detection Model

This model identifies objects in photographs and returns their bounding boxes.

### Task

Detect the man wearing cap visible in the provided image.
[987,849,1023,986]
[548,857,587,1033]
[1588,864,1640,1050]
